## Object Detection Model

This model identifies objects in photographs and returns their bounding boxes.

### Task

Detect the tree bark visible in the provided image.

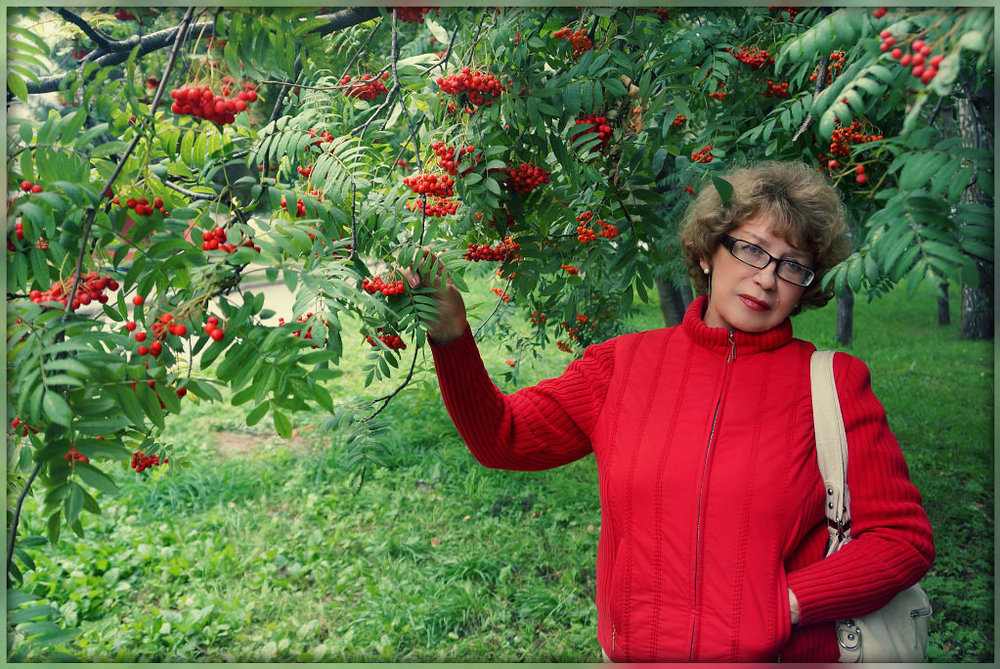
[956,95,994,339]
[836,288,854,346]
[655,275,686,327]
[938,282,950,325]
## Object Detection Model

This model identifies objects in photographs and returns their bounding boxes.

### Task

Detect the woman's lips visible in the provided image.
[739,294,771,311]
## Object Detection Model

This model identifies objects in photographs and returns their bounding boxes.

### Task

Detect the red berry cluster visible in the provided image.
[278,313,326,343]
[810,52,845,85]
[395,7,432,23]
[131,450,167,473]
[115,195,166,217]
[280,195,307,217]
[169,82,258,125]
[490,287,511,303]
[114,8,137,21]
[886,36,942,85]
[297,165,312,179]
[204,315,226,341]
[407,196,459,217]
[557,340,574,353]
[872,7,888,19]
[65,446,89,464]
[29,272,119,310]
[129,316,174,358]
[727,45,774,70]
[853,164,868,185]
[436,67,507,107]
[340,73,389,100]
[465,237,520,262]
[530,310,547,325]
[671,114,687,127]
[572,114,613,150]
[367,329,406,350]
[828,121,883,157]
[362,276,406,296]
[598,220,618,239]
[768,6,801,19]
[561,263,580,275]
[499,163,550,194]
[18,179,43,194]
[404,172,455,197]
[431,141,480,176]
[691,145,713,163]
[201,226,261,254]
[683,185,696,195]
[652,9,670,21]
[9,417,41,438]
[552,27,593,59]
[763,80,791,98]
[708,86,727,101]
[577,211,598,243]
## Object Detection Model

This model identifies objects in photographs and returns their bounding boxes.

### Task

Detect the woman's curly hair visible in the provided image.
[678,161,852,314]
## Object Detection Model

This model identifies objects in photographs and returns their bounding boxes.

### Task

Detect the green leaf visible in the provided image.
[246,401,271,427]
[41,390,71,426]
[74,462,121,496]
[272,409,292,438]
[8,71,28,101]
[711,175,733,206]
[8,604,60,626]
[64,481,84,526]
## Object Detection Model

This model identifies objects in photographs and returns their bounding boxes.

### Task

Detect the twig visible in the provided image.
[791,55,829,143]
[364,347,420,422]
[6,461,43,581]
[63,7,195,316]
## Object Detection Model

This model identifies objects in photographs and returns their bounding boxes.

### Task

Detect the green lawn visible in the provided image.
[9,282,994,662]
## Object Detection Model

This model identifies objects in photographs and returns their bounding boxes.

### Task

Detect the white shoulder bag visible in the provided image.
[810,350,932,663]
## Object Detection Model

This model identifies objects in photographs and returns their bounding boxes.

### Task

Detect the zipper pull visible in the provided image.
[728,329,737,362]
[612,625,616,651]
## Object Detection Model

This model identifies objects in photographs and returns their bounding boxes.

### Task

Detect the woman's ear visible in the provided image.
[699,259,710,275]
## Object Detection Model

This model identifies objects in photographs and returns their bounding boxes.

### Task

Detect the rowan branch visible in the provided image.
[25,7,382,97]
[63,7,195,315]
[50,7,118,52]
[791,55,829,143]
[7,460,44,580]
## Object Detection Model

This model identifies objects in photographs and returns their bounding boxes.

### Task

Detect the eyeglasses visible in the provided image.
[719,235,815,287]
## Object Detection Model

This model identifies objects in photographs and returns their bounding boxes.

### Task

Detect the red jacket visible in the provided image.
[430,296,934,662]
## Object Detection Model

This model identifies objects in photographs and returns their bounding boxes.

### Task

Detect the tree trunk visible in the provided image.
[938,282,950,325]
[836,288,854,346]
[655,275,686,327]
[956,95,994,339]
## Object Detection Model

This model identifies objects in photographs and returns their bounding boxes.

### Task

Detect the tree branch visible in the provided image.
[25,7,382,97]
[51,7,118,52]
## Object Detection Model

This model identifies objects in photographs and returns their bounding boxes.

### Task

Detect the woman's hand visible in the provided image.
[788,588,800,626]
[402,249,468,345]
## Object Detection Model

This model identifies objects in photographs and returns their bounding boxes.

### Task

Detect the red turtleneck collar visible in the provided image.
[682,294,794,356]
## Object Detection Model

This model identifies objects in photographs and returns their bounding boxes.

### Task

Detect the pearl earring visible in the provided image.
[703,267,710,275]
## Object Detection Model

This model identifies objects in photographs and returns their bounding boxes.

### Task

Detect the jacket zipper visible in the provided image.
[688,330,737,661]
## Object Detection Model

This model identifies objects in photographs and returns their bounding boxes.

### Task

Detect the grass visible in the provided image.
[8,281,994,662]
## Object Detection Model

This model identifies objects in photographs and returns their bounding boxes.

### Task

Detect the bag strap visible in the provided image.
[810,350,852,556]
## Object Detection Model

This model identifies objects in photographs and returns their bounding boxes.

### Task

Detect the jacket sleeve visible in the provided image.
[786,352,935,625]
[429,325,615,471]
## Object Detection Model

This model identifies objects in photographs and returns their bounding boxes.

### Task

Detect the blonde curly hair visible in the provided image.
[678,161,852,314]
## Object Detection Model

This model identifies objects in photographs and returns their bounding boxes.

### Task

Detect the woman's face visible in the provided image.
[700,213,811,333]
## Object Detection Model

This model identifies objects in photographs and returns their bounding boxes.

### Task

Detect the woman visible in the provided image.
[406,161,934,662]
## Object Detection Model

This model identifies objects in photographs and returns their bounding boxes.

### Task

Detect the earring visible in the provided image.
[703,267,710,275]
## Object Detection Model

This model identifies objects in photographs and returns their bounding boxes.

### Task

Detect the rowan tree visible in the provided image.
[5,6,993,656]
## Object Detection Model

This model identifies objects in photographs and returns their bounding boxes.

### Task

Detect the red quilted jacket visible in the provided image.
[430,296,934,662]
